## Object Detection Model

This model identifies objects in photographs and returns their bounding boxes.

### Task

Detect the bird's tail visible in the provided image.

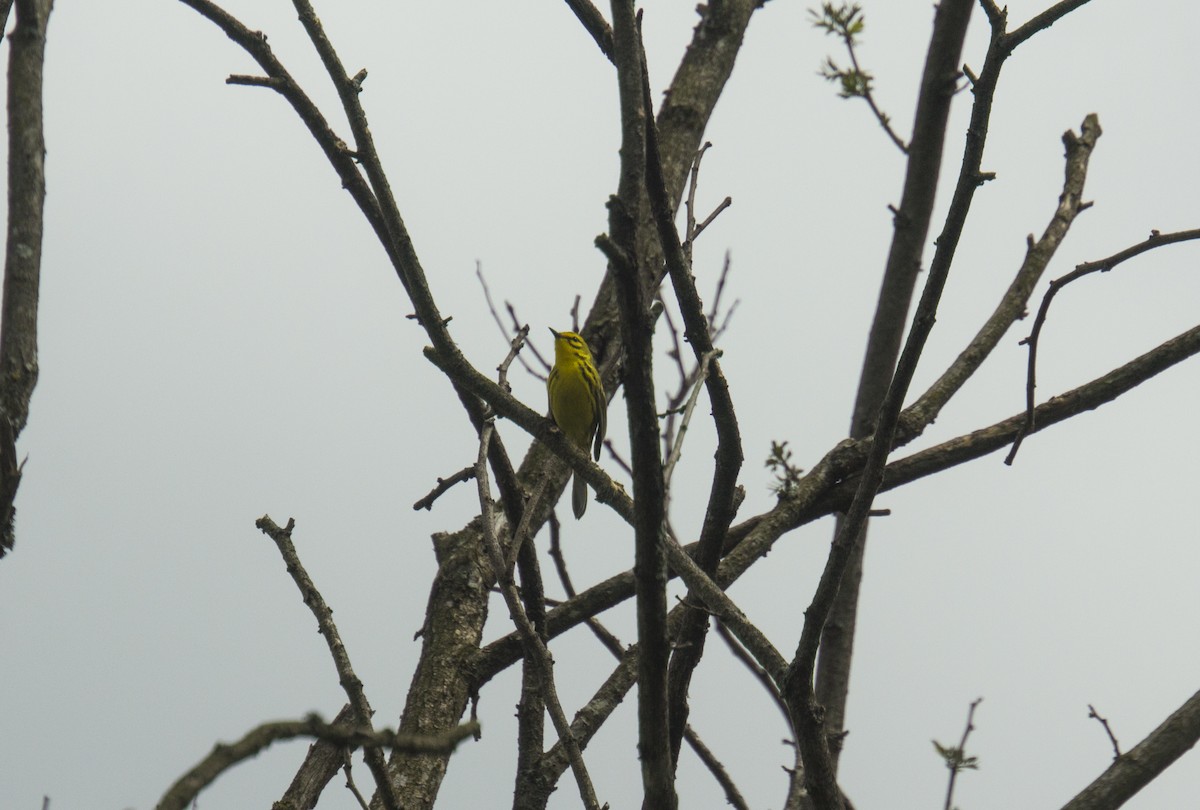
[572,473,588,519]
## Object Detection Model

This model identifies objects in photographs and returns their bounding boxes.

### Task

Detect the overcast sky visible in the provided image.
[2,2,1198,809]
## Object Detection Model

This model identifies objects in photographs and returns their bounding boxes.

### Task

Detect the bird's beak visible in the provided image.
[548,327,561,339]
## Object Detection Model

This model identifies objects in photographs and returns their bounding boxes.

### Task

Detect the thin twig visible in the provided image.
[683,141,710,262]
[658,152,735,472]
[514,304,552,374]
[547,515,626,657]
[715,620,790,727]
[656,300,686,462]
[477,262,541,379]
[226,73,280,88]
[503,473,549,574]
[341,751,371,810]
[1005,0,1097,51]
[812,3,907,153]
[661,301,690,397]
[781,738,808,810]
[1061,688,1200,810]
[569,294,582,334]
[602,437,633,477]
[496,323,529,393]
[1007,226,1200,463]
[1087,704,1122,760]
[683,728,752,810]
[841,19,907,153]
[939,697,982,810]
[412,465,476,511]
[255,516,403,810]
[476,260,509,342]
[707,252,738,343]
[692,196,732,242]
[662,349,720,487]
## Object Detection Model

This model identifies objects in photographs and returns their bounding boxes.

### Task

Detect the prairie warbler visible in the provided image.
[547,328,606,518]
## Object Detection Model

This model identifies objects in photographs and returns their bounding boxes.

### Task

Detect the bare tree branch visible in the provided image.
[474,313,1200,692]
[159,4,1196,808]
[816,0,979,762]
[0,0,51,557]
[815,0,1102,765]
[476,262,543,380]
[906,114,1103,441]
[477,306,1200,805]
[1006,0,1097,51]
[793,3,976,805]
[536,643,640,799]
[475,420,601,810]
[683,727,752,810]
[715,620,791,728]
[545,530,753,810]
[155,715,479,810]
[480,316,1200,806]
[412,1,763,796]
[604,3,674,805]
[662,533,787,682]
[562,0,613,62]
[816,323,1200,517]
[412,466,477,512]
[255,515,403,810]
[661,349,719,489]
[1088,704,1122,760]
[1007,226,1200,462]
[342,752,373,810]
[638,29,747,769]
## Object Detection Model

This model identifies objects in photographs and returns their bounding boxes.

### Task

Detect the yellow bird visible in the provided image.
[547,328,606,518]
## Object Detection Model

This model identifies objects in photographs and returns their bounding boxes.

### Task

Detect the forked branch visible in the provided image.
[904,114,1102,439]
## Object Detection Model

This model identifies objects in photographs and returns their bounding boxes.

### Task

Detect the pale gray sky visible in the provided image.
[2,2,1198,809]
